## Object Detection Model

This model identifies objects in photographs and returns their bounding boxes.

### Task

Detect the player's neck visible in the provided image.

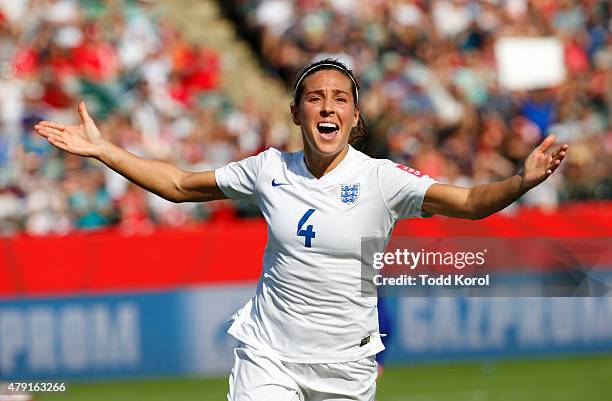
[303,145,349,179]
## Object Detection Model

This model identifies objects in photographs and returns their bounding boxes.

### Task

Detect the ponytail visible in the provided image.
[349,114,370,154]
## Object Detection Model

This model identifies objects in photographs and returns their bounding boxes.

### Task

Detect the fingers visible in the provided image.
[537,134,556,153]
[551,143,569,162]
[551,142,569,154]
[34,124,64,139]
[32,121,71,151]
[545,160,558,175]
[47,134,69,152]
[33,125,49,138]
[546,144,569,175]
[78,101,93,123]
[546,160,560,175]
[537,135,568,176]
[34,124,70,153]
[35,120,66,131]
[42,125,67,148]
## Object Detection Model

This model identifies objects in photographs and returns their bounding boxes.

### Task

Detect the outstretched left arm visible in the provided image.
[422,135,569,219]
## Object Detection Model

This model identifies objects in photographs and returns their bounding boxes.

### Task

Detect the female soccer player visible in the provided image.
[34,59,567,401]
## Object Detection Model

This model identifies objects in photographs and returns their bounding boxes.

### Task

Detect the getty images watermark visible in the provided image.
[372,247,489,287]
[360,237,612,297]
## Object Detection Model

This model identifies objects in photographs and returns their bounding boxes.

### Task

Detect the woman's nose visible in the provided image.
[320,99,334,115]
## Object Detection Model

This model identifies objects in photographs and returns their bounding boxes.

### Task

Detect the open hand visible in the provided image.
[34,101,105,158]
[520,135,569,192]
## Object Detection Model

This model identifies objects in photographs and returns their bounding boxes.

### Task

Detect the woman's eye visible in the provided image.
[336,98,347,102]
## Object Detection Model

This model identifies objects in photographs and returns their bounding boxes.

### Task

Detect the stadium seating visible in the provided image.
[0,0,609,237]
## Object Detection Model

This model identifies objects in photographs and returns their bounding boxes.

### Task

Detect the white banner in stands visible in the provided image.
[495,37,566,91]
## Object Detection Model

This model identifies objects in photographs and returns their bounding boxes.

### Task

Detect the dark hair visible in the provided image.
[292,59,369,153]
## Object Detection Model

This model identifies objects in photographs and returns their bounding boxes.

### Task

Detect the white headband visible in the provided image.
[293,63,359,104]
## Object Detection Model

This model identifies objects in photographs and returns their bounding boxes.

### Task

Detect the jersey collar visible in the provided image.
[298,145,355,183]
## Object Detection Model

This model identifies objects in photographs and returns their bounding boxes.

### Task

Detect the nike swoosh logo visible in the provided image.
[272,179,290,187]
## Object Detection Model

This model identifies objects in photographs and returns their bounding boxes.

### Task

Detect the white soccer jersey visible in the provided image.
[215,145,436,363]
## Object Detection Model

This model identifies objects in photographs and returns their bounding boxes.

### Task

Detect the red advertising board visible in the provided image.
[0,202,610,297]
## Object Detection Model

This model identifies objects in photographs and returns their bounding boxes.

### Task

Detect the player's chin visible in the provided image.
[313,133,349,153]
[313,139,346,156]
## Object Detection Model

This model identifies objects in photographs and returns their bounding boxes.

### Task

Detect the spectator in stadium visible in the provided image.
[34,58,568,400]
[1,0,284,233]
[2,0,609,234]
[231,0,610,205]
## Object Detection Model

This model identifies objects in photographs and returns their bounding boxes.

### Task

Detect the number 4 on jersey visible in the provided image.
[297,208,316,248]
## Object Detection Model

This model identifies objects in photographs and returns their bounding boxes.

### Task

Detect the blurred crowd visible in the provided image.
[0,0,290,236]
[231,0,612,205]
[0,0,610,236]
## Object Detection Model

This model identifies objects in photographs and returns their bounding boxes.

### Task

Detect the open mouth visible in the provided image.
[317,122,339,141]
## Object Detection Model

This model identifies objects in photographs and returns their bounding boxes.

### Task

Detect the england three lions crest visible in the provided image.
[340,184,360,204]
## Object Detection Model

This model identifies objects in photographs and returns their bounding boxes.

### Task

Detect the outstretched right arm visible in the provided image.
[97,141,226,203]
[34,102,227,203]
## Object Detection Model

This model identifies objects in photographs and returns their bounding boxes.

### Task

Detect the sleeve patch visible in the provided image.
[396,164,424,177]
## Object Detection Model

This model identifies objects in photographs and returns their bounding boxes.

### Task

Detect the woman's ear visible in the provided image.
[353,106,360,127]
[290,103,301,126]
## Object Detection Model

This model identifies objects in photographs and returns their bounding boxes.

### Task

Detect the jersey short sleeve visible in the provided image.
[214,149,273,201]
[378,162,437,219]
